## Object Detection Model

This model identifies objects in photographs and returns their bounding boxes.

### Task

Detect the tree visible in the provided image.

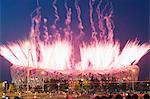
[0,81,2,92]
[83,80,91,91]
[8,83,16,92]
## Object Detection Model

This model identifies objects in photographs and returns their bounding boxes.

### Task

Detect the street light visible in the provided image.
[81,78,84,82]
[57,83,60,94]
[80,78,84,94]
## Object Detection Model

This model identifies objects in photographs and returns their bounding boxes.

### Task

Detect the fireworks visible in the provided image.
[80,40,149,71]
[0,0,149,74]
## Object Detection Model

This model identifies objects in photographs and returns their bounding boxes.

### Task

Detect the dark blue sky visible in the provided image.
[0,0,149,82]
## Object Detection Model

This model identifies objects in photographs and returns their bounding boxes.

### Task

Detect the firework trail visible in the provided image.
[104,0,114,41]
[43,18,49,45]
[64,1,72,39]
[29,2,42,67]
[96,0,106,39]
[89,0,97,40]
[52,0,60,29]
[74,0,84,37]
[104,11,114,41]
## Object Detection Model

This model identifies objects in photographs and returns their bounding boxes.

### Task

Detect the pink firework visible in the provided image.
[80,40,149,71]
[0,0,149,75]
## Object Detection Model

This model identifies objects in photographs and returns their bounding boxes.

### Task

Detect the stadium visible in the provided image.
[10,64,139,91]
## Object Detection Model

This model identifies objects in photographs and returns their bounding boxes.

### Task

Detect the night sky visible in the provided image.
[0,0,149,83]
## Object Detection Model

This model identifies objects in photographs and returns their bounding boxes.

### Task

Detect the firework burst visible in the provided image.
[0,0,149,75]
